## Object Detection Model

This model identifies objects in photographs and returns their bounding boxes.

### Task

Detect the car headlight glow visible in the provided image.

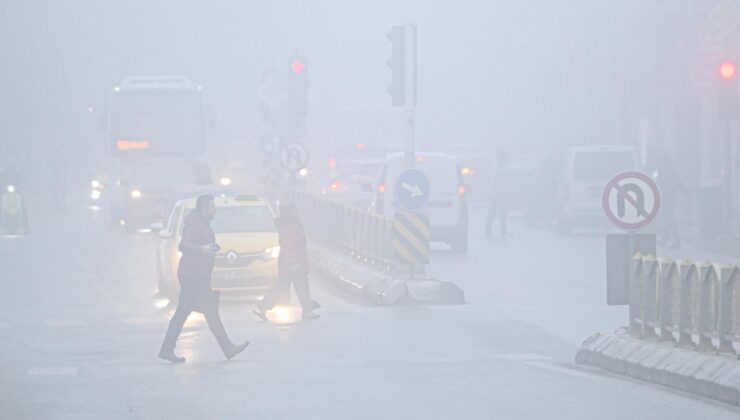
[265,246,280,258]
[91,179,102,189]
[298,168,309,178]
[130,189,142,199]
[219,177,232,186]
[91,189,102,201]
[6,185,15,193]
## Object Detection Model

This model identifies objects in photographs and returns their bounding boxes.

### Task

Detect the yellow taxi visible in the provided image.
[154,194,279,298]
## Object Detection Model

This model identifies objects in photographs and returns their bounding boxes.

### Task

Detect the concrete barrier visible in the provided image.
[309,242,465,305]
[576,328,740,406]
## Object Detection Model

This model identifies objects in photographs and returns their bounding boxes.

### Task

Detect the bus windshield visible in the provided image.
[110,89,207,158]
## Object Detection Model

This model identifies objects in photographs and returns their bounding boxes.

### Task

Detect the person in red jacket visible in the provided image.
[253,203,320,321]
[159,194,249,363]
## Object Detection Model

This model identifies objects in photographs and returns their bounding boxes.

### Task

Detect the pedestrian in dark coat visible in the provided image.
[253,203,320,321]
[159,194,249,363]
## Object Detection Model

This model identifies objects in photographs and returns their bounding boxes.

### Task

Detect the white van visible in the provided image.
[557,145,639,233]
[371,152,469,252]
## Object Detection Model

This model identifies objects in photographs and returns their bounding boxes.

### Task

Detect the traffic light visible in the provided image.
[718,60,738,120]
[387,26,405,106]
[288,55,309,117]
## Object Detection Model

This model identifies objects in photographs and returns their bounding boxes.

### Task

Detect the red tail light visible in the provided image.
[330,181,342,191]
[458,185,466,196]
[328,157,336,168]
[378,183,386,193]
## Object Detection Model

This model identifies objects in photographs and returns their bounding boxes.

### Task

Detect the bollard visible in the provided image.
[641,255,659,339]
[629,253,644,334]
[696,261,717,352]
[658,258,677,343]
[718,264,738,355]
[676,260,696,348]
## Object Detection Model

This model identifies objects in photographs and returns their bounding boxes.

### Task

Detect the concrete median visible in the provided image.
[308,243,465,305]
[576,328,740,406]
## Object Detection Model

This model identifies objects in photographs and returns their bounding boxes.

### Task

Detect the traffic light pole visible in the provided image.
[725,120,733,230]
[406,108,415,169]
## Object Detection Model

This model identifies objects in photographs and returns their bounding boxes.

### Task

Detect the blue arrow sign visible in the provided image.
[394,169,430,211]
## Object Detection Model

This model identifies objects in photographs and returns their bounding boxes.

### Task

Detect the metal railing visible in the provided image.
[284,188,396,271]
[630,254,740,354]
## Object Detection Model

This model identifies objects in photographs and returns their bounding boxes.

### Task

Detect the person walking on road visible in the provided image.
[655,153,689,249]
[253,203,320,321]
[159,194,249,363]
[485,149,513,238]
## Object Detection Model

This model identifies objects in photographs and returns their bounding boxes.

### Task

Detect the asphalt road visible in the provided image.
[1,197,738,419]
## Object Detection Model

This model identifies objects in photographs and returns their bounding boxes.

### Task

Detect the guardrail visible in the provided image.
[284,188,396,271]
[630,254,740,354]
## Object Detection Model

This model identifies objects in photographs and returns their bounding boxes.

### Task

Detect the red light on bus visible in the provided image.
[117,140,150,151]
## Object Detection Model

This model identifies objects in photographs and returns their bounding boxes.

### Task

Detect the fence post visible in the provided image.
[697,261,717,351]
[676,260,696,348]
[658,258,677,343]
[629,253,644,334]
[718,264,738,354]
[641,255,659,339]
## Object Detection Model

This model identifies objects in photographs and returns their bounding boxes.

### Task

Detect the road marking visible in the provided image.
[43,319,87,327]
[493,353,555,362]
[525,361,598,381]
[28,367,78,376]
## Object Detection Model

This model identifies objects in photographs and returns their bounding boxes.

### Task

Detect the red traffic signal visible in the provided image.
[291,59,306,75]
[720,61,736,80]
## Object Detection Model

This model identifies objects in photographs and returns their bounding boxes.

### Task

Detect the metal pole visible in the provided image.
[725,120,733,232]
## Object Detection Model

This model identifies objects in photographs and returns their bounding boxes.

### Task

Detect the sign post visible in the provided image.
[393,169,430,278]
[602,171,661,307]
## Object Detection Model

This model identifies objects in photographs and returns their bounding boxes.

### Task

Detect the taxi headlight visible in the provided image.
[264,246,280,258]
[130,189,142,199]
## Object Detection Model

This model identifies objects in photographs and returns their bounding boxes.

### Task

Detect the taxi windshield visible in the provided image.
[211,206,275,233]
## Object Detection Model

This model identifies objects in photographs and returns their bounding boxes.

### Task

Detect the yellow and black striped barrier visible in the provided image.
[392,211,430,265]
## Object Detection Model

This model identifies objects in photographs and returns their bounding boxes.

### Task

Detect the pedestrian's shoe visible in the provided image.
[158,351,186,364]
[224,341,250,360]
[252,308,268,321]
[302,311,320,320]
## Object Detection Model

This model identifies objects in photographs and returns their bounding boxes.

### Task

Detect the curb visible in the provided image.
[308,243,465,305]
[576,328,740,406]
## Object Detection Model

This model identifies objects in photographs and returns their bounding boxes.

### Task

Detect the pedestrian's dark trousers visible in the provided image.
[259,273,315,312]
[160,277,231,354]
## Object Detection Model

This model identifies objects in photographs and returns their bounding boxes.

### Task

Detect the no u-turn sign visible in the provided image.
[602,171,661,231]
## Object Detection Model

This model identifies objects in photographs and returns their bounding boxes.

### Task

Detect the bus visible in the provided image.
[108,75,208,159]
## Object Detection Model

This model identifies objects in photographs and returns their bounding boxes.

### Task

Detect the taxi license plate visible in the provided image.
[213,270,250,281]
